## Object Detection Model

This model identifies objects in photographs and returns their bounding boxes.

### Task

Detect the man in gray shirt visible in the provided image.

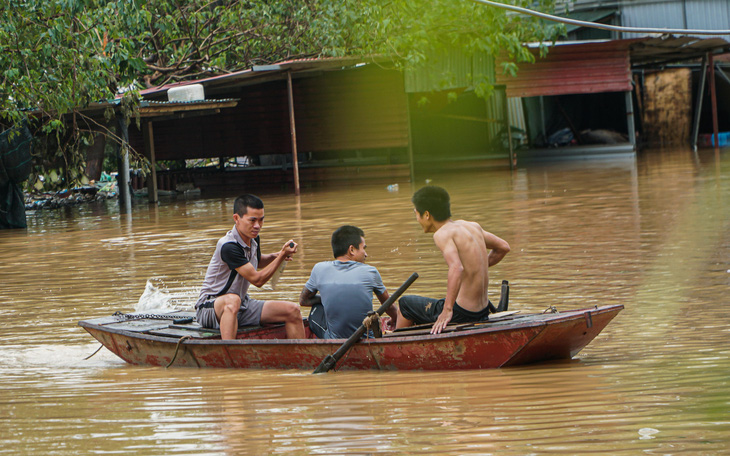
[299,225,396,339]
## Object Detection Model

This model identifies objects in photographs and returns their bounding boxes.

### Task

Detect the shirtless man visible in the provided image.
[396,186,510,334]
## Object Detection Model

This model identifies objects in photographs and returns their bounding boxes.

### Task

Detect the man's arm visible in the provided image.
[236,240,297,288]
[432,233,463,334]
[258,253,279,269]
[299,287,321,307]
[374,290,397,330]
[483,230,510,267]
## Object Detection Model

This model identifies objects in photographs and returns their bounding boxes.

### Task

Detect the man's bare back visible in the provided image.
[434,220,495,313]
[397,185,511,334]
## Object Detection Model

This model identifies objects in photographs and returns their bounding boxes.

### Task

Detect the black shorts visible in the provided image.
[398,295,491,325]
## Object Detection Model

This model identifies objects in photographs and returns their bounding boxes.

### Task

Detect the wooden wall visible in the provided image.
[639,68,692,146]
[128,66,409,162]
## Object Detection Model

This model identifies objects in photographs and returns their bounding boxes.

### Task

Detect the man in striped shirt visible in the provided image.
[195,194,305,340]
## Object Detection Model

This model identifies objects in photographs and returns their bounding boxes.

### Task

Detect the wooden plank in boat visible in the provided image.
[102,320,172,332]
[169,323,220,334]
[147,327,220,338]
[383,310,521,337]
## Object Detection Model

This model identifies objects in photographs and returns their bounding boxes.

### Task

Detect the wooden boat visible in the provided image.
[79,304,622,370]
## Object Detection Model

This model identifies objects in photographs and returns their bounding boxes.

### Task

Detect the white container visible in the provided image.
[167,84,205,102]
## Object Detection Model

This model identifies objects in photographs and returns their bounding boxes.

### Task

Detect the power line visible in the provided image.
[470,0,730,36]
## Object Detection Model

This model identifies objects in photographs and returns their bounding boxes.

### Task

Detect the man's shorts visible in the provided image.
[307,302,328,339]
[195,295,266,329]
[306,302,373,340]
[398,295,491,325]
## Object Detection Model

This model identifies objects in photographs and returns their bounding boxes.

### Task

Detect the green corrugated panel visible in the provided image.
[560,8,616,34]
[404,48,494,93]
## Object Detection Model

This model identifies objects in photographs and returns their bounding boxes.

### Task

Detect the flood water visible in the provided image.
[1,148,728,455]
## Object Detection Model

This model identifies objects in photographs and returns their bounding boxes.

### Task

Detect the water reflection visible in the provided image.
[0,147,728,454]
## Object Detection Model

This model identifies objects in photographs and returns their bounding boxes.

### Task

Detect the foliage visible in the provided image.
[135,1,327,87]
[315,0,562,96]
[0,0,148,191]
[1,0,560,193]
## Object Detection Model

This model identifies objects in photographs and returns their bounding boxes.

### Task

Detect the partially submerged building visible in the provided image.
[125,55,515,200]
[108,1,730,199]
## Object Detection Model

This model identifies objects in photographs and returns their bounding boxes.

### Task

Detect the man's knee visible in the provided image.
[216,294,241,316]
[283,301,302,322]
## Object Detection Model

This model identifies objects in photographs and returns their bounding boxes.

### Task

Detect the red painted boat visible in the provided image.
[79,304,622,370]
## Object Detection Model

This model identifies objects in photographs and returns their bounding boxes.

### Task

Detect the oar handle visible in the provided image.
[313,272,418,374]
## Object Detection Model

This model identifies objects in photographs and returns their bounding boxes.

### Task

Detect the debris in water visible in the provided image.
[638,428,659,439]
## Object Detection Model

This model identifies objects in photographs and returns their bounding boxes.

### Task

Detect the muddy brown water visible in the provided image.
[1,148,728,455]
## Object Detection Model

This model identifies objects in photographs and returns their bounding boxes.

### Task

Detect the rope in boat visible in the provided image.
[83,343,104,360]
[362,311,379,331]
[166,335,192,368]
[543,306,558,314]
[470,0,730,36]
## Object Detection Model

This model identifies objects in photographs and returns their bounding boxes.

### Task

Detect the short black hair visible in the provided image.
[233,194,264,216]
[412,185,451,221]
[331,225,365,258]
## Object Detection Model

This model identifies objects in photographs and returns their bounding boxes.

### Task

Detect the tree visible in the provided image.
[0,0,149,191]
[1,0,560,193]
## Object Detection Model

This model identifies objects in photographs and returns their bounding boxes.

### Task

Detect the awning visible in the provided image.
[496,37,730,98]
[496,40,633,98]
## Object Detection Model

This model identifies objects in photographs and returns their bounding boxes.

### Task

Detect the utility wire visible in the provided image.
[470,0,730,36]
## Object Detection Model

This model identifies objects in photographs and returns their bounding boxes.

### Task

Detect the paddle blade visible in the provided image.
[313,355,337,374]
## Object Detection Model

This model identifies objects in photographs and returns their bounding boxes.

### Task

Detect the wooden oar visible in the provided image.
[313,272,418,374]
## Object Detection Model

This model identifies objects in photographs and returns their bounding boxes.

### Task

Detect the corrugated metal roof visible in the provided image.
[496,40,633,98]
[495,37,730,98]
[136,56,381,99]
[561,8,617,34]
[621,0,730,39]
[630,36,730,65]
[139,98,238,106]
[137,98,239,117]
[403,48,495,93]
[685,1,730,38]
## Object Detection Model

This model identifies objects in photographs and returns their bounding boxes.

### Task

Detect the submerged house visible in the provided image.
[554,0,730,149]
[497,36,730,161]
[125,55,515,200]
[114,1,730,199]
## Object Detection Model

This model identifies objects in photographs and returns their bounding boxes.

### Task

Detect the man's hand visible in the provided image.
[281,240,297,259]
[381,316,396,332]
[431,309,453,334]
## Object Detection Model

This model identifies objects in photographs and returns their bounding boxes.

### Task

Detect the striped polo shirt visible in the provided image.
[196,227,260,308]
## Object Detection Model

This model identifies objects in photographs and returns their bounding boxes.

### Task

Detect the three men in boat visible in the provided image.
[196,186,509,339]
[299,225,396,339]
[396,186,511,334]
[195,194,305,340]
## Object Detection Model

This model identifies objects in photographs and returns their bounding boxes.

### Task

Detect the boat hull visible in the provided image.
[79,305,622,370]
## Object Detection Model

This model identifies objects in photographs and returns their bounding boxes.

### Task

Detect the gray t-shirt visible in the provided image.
[304,260,386,339]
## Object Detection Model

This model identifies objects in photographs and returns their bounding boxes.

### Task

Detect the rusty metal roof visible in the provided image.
[497,40,634,98]
[496,36,730,98]
[630,36,730,65]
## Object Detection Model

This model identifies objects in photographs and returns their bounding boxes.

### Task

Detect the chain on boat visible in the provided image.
[112,311,191,321]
